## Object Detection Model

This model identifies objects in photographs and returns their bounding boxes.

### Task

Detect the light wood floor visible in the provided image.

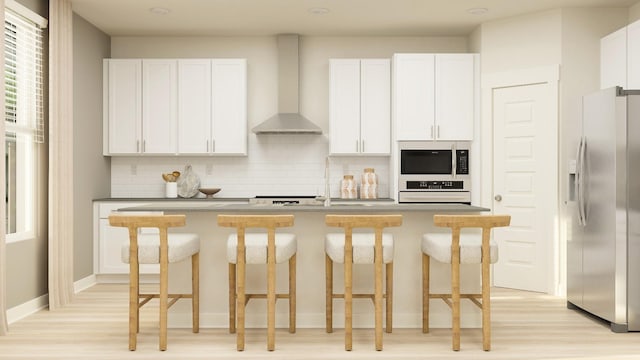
[1,284,640,359]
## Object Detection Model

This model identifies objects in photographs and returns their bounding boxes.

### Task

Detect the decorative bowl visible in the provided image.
[199,188,221,198]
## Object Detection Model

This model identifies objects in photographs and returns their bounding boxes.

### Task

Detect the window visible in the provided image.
[4,3,45,242]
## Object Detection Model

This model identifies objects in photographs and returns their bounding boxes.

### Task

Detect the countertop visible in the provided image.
[95,197,489,212]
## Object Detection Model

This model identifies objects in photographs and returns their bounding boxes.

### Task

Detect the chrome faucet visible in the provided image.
[324,156,331,206]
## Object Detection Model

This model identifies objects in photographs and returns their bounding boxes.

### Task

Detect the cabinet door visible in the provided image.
[360,59,390,154]
[329,59,361,154]
[628,21,640,89]
[99,219,130,274]
[393,54,435,140]
[107,59,142,154]
[178,60,212,154]
[212,59,247,155]
[142,59,177,154]
[435,54,474,141]
[601,27,627,89]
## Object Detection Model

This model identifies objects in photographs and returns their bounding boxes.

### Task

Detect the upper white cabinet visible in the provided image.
[393,53,477,141]
[177,59,211,154]
[627,21,640,89]
[105,59,142,154]
[599,20,640,90]
[142,60,178,154]
[329,58,390,155]
[211,59,247,155]
[104,58,247,156]
[600,27,627,89]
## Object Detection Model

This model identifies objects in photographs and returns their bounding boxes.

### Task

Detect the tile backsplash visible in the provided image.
[111,135,391,199]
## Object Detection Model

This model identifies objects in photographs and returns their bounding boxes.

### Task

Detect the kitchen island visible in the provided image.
[103,199,490,330]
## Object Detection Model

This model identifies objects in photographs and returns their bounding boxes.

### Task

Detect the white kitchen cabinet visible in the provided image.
[177,59,212,154]
[601,26,627,89]
[211,59,247,155]
[435,54,475,141]
[105,58,246,156]
[393,53,476,141]
[329,58,390,155]
[177,59,247,155]
[105,59,142,154]
[95,202,159,275]
[104,59,178,155]
[627,21,640,89]
[142,59,178,154]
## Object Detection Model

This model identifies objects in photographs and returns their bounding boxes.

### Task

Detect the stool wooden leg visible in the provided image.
[451,250,461,351]
[192,253,200,333]
[345,254,353,351]
[289,254,297,333]
[374,255,383,351]
[422,253,430,333]
[128,261,138,351]
[325,254,333,333]
[482,258,491,351]
[237,259,246,351]
[385,262,393,334]
[229,263,236,334]
[267,252,276,351]
[159,254,169,351]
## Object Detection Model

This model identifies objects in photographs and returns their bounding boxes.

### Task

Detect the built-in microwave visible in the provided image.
[398,141,471,203]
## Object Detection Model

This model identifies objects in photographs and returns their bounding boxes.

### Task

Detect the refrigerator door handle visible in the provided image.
[575,137,584,226]
[577,136,588,226]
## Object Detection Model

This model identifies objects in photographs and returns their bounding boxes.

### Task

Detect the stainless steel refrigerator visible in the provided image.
[567,86,640,332]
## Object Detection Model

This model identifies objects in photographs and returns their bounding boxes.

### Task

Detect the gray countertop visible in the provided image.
[115,201,489,213]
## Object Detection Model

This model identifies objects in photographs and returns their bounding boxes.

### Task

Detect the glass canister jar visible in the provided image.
[341,175,357,199]
[360,168,378,199]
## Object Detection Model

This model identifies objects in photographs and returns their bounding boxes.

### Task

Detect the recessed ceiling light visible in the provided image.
[149,7,171,15]
[467,7,488,15]
[308,7,330,15]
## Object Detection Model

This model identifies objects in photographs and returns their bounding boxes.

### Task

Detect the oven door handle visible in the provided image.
[451,144,456,178]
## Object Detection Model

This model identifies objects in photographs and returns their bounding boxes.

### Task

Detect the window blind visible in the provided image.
[4,8,44,143]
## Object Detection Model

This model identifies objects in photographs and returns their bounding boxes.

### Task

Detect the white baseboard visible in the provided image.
[7,294,48,324]
[74,274,97,293]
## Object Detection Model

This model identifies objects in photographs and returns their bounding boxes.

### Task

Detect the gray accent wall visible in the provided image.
[73,13,110,281]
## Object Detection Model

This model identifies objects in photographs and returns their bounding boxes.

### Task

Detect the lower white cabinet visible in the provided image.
[95,202,159,275]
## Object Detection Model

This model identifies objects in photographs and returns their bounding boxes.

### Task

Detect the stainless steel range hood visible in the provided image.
[252,34,322,134]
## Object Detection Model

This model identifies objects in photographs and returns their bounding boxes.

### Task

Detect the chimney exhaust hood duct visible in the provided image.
[252,34,322,134]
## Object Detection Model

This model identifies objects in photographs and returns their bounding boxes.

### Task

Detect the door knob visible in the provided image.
[494,194,502,202]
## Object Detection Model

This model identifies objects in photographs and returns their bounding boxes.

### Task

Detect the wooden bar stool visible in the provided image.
[108,214,200,351]
[422,214,510,351]
[217,214,297,351]
[325,214,402,351]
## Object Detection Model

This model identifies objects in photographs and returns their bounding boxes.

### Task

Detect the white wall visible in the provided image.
[109,36,468,198]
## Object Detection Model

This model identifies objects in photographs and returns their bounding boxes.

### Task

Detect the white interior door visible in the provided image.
[492,83,557,293]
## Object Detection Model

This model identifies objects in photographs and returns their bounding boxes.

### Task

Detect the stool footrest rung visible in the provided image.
[241,293,291,305]
[429,293,483,309]
[137,293,194,309]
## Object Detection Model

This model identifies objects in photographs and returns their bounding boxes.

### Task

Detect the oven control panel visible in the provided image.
[406,181,465,190]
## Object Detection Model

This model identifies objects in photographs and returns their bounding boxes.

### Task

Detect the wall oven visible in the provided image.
[398,141,471,203]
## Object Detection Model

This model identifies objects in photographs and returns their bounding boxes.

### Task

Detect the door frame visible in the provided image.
[480,65,560,295]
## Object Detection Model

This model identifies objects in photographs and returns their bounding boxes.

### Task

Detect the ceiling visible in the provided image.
[71,0,638,37]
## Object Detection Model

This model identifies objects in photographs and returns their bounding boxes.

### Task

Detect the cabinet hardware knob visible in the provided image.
[494,194,503,202]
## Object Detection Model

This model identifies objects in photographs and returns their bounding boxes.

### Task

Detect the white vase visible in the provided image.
[165,182,177,198]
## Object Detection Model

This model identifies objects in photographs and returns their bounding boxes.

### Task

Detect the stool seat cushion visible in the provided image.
[325,233,394,264]
[122,233,200,264]
[227,233,297,264]
[421,233,498,264]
